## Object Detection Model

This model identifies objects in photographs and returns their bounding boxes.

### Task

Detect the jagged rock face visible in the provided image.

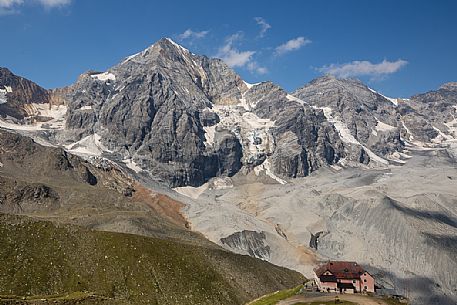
[60,39,347,186]
[0,67,50,120]
[399,83,457,142]
[0,179,60,214]
[221,230,271,260]
[62,38,246,187]
[0,130,133,196]
[246,82,345,177]
[293,75,403,158]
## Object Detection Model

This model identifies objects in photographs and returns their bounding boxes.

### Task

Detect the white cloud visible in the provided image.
[318,59,408,78]
[0,0,23,7]
[247,61,268,75]
[254,17,271,38]
[36,0,71,8]
[216,33,268,75]
[274,36,311,56]
[0,0,70,14]
[216,33,256,68]
[0,0,22,14]
[178,28,209,40]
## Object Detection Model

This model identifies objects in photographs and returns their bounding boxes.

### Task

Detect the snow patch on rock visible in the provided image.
[122,158,143,173]
[65,133,111,156]
[319,106,389,165]
[368,87,399,106]
[372,119,396,136]
[286,94,307,105]
[0,85,13,93]
[165,37,191,54]
[91,72,116,82]
[203,125,216,147]
[254,158,287,184]
[0,104,67,130]
[174,182,209,199]
[243,81,260,89]
[79,105,93,111]
[122,52,141,64]
[0,86,12,104]
[212,104,276,168]
[376,119,396,132]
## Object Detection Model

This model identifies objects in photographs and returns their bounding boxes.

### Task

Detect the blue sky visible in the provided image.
[0,0,456,97]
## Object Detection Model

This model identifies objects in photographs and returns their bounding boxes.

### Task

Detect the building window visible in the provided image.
[353,280,356,283]
[364,279,367,282]
[364,286,367,290]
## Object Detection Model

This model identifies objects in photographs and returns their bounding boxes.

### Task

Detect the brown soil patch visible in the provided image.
[132,182,189,228]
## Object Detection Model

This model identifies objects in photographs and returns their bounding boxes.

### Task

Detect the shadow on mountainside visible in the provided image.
[383,196,457,229]
[367,266,457,305]
[422,233,457,260]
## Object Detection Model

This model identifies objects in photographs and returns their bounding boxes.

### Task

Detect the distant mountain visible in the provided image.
[1,38,457,305]
[398,82,457,143]
[292,75,403,163]
[55,38,346,187]
[2,41,457,187]
[0,67,50,120]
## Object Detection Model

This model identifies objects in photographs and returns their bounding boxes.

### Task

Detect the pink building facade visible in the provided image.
[314,261,375,294]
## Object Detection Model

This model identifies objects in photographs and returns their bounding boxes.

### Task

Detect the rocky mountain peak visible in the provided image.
[0,67,14,78]
[300,74,373,96]
[293,75,403,163]
[439,82,457,92]
[0,67,50,120]
[145,37,192,59]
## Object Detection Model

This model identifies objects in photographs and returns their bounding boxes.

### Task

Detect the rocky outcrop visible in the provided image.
[293,75,403,159]
[221,230,271,260]
[399,82,457,142]
[245,81,345,177]
[0,130,133,195]
[5,40,454,187]
[0,67,51,120]
[59,39,347,186]
[60,38,247,187]
[0,179,60,214]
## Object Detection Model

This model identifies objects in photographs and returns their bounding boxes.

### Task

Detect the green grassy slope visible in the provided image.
[0,214,305,305]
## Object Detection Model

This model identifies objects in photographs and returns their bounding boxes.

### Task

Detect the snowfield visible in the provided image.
[0,104,67,131]
[91,72,116,82]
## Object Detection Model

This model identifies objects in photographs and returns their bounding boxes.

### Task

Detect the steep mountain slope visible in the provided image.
[0,67,51,121]
[292,75,404,165]
[0,214,304,305]
[55,38,346,186]
[0,128,199,244]
[243,81,344,178]
[58,38,248,187]
[0,38,456,305]
[399,82,457,143]
[178,147,457,305]
[0,129,305,304]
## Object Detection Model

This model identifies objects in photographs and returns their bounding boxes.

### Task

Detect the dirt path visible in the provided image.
[278,294,391,305]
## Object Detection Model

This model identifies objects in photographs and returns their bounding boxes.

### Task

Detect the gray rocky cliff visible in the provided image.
[0,67,51,120]
[293,75,404,160]
[399,82,457,142]
[61,38,246,187]
[59,39,350,186]
[244,81,345,177]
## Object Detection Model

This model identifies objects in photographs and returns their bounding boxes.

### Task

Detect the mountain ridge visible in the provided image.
[1,38,457,305]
